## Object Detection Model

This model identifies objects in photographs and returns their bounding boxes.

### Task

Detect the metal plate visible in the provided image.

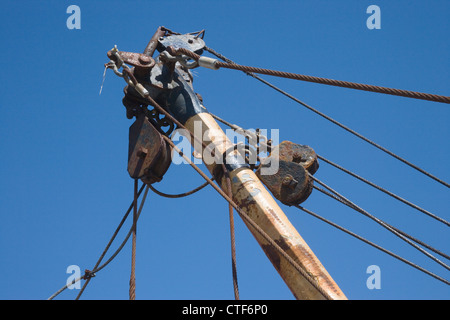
[158,34,205,53]
[128,114,165,179]
[256,159,313,206]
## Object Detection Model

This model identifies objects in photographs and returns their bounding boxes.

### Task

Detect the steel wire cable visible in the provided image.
[48,275,83,300]
[316,155,449,226]
[162,134,335,300]
[116,52,450,299]
[122,70,258,299]
[77,184,149,299]
[204,94,450,266]
[294,205,450,286]
[129,179,138,300]
[215,62,450,104]
[225,170,240,300]
[148,180,211,198]
[136,84,336,298]
[63,186,150,299]
[207,108,448,227]
[313,185,450,261]
[209,104,449,262]
[118,71,333,298]
[48,183,148,300]
[309,174,450,272]
[93,186,150,275]
[166,128,449,292]
[202,46,450,189]
[148,171,239,298]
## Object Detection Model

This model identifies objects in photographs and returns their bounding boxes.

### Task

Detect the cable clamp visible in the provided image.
[198,56,219,70]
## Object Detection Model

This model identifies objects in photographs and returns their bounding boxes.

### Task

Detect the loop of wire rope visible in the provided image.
[161,134,334,300]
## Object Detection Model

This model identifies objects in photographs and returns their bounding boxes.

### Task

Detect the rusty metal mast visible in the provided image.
[106,26,347,300]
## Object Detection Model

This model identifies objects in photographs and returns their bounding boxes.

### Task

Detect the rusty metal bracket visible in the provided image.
[256,141,319,206]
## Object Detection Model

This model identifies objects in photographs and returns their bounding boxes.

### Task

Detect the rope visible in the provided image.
[294,205,450,286]
[309,174,450,272]
[202,46,450,189]
[172,47,450,104]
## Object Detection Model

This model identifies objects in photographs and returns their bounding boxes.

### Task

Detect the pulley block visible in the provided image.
[128,114,172,184]
[256,141,319,206]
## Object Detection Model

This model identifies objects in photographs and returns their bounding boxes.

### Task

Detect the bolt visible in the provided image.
[138,55,152,65]
[282,175,293,185]
[282,174,298,189]
[137,147,148,159]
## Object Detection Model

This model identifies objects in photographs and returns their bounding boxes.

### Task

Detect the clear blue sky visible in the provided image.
[0,1,448,300]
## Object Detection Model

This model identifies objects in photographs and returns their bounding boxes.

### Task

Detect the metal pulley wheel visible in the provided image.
[256,141,319,206]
